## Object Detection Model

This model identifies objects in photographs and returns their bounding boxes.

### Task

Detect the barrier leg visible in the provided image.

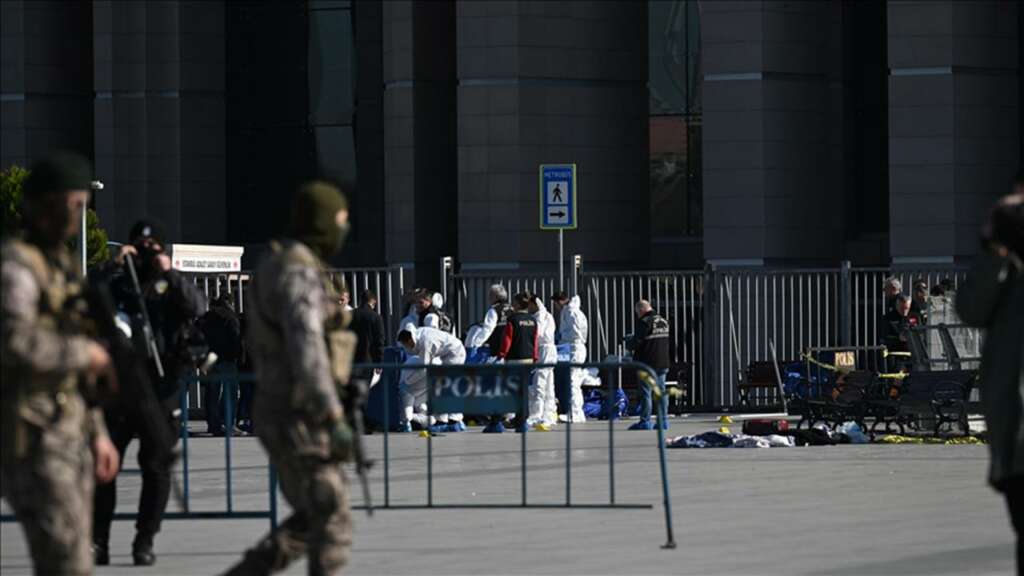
[180,381,190,513]
[384,367,390,508]
[565,402,572,507]
[654,373,677,549]
[427,389,433,507]
[269,464,278,531]
[521,366,528,507]
[609,365,618,505]
[224,375,234,514]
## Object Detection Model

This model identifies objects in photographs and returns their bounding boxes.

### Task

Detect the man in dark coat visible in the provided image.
[957,181,1024,571]
[199,294,242,435]
[351,289,386,366]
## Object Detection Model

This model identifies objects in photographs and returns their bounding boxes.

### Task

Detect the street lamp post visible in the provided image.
[84,179,104,276]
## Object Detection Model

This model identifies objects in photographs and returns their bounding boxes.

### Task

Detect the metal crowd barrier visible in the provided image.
[358,359,677,550]
[0,373,279,529]
[441,256,978,410]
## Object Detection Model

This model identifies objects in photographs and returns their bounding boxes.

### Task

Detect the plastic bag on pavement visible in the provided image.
[835,421,869,444]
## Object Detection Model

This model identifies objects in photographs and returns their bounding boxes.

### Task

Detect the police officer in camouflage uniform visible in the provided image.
[224,181,355,576]
[1,151,121,575]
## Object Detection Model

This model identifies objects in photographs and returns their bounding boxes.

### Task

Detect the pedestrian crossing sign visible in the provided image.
[540,164,577,230]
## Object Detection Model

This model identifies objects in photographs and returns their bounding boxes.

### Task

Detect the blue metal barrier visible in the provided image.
[358,359,677,550]
[1,373,278,529]
[3,361,675,550]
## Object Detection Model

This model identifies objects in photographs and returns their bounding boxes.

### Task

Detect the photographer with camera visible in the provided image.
[92,219,207,567]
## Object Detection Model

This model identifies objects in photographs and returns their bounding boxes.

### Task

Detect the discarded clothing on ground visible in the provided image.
[667,431,795,449]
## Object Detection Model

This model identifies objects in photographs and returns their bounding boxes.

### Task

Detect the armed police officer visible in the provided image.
[1,151,120,575]
[92,218,207,566]
[224,181,355,576]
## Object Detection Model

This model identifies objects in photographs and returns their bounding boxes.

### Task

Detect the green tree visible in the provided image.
[0,164,111,267]
[0,165,29,237]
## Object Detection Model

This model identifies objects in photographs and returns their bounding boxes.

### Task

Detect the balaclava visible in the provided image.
[287,180,349,260]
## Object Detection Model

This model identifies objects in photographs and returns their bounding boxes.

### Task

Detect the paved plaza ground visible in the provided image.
[1,415,1014,575]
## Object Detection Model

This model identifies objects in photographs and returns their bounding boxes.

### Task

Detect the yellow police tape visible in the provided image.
[798,352,908,381]
[637,371,685,401]
[876,434,985,445]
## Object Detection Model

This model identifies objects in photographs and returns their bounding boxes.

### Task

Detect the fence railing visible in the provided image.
[442,257,977,410]
[186,265,407,338]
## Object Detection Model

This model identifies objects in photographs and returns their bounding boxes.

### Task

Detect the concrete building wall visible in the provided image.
[3,0,1021,270]
[701,0,846,266]
[1,0,93,173]
[887,0,1019,264]
[92,0,225,244]
[454,0,649,270]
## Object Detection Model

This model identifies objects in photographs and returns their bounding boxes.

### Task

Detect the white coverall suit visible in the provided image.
[465,305,499,350]
[559,295,589,423]
[401,327,466,426]
[529,300,559,426]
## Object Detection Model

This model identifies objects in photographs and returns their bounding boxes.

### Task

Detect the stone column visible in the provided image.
[887,0,1019,264]
[455,0,648,271]
[701,1,845,266]
[93,0,225,243]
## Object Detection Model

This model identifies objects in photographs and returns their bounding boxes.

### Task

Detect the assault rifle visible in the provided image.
[124,253,165,379]
[76,274,178,465]
[344,379,373,517]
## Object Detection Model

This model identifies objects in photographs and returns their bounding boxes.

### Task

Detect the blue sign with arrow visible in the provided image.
[539,164,577,230]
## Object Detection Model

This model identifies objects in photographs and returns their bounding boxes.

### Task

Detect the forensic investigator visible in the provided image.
[466,283,513,357]
[93,219,207,566]
[415,290,453,333]
[527,294,558,429]
[957,180,1024,572]
[1,151,120,575]
[224,181,355,575]
[488,292,539,433]
[627,300,671,431]
[552,291,589,423]
[397,325,467,432]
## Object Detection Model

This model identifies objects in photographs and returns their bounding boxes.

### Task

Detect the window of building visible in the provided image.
[648,0,701,238]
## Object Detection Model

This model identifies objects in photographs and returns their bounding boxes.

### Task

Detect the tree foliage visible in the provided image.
[1,164,111,267]
[1,165,29,237]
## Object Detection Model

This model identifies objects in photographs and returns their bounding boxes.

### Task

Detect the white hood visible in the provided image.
[559,295,588,346]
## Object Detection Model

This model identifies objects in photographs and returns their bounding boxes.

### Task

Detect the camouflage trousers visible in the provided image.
[2,423,95,576]
[227,415,352,576]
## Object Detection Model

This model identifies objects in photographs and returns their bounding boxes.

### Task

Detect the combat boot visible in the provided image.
[92,542,110,566]
[133,533,157,566]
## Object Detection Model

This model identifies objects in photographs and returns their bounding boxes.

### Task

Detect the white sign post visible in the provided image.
[539,164,577,292]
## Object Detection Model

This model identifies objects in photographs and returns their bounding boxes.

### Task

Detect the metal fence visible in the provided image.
[711,268,842,407]
[186,266,407,337]
[578,271,706,405]
[443,271,572,339]
[441,257,977,410]
[184,266,406,412]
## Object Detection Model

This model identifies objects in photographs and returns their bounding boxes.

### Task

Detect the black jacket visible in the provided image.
[881,309,920,353]
[107,265,207,398]
[634,310,670,371]
[498,311,538,361]
[351,303,386,364]
[199,305,242,363]
[486,302,513,354]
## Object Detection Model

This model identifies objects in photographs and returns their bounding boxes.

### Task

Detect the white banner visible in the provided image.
[171,244,245,273]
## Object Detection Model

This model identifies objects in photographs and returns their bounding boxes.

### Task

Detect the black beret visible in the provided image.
[129,219,167,245]
[24,150,92,198]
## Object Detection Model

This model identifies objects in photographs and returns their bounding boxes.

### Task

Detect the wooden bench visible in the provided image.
[604,360,689,416]
[737,360,793,407]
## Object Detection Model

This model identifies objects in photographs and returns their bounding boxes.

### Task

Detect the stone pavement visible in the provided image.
[1,415,1014,575]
